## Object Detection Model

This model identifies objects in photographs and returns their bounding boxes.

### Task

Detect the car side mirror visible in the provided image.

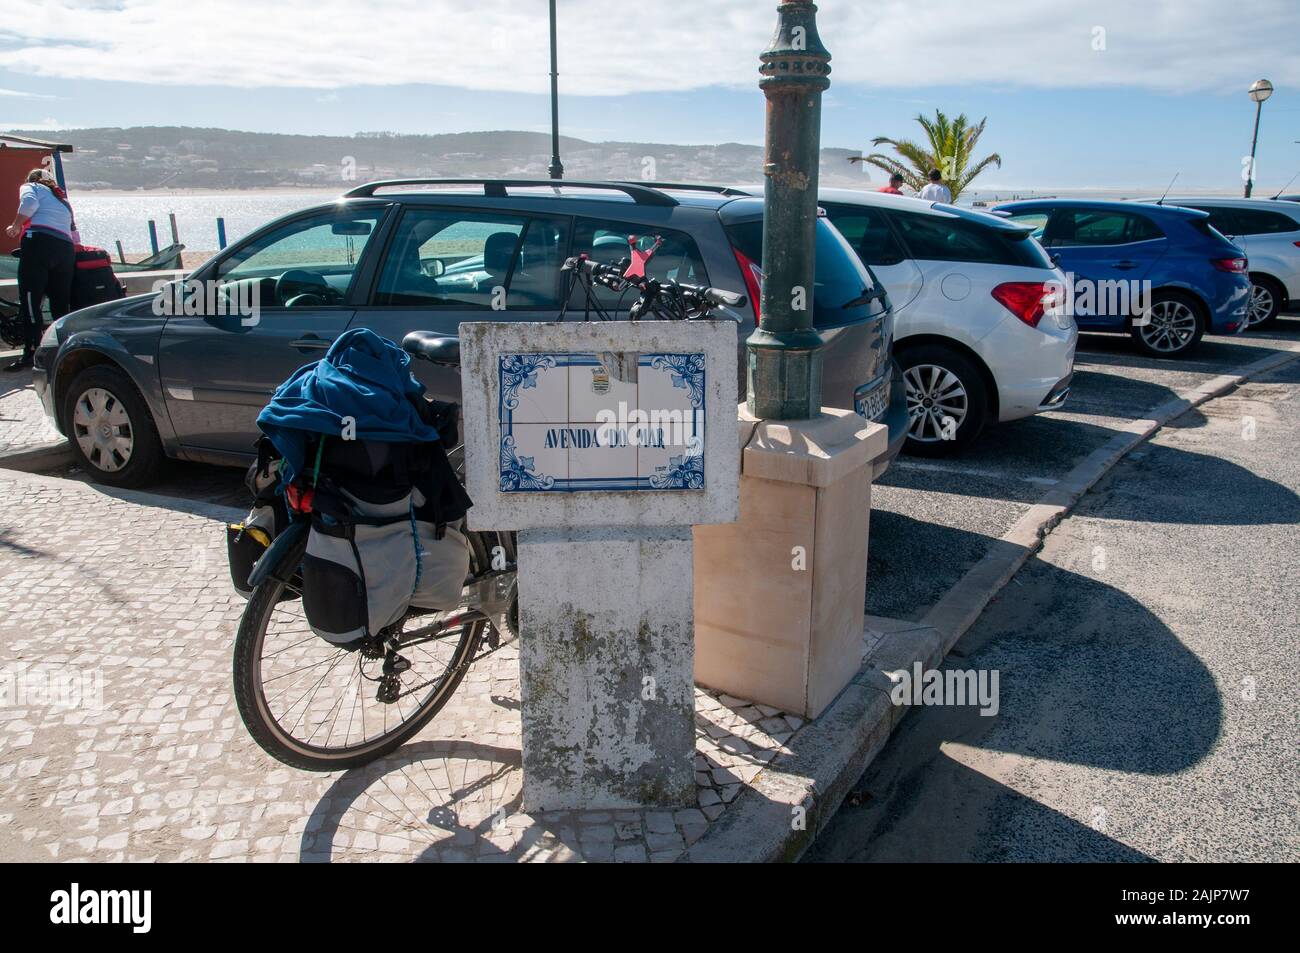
[423,258,445,278]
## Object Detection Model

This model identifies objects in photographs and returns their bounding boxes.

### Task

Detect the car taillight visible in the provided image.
[732,246,763,322]
[991,281,1054,328]
[1212,257,1248,273]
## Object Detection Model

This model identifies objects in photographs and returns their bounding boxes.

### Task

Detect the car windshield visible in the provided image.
[725,218,886,328]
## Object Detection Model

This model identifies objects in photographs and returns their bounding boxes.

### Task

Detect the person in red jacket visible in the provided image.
[878,173,905,195]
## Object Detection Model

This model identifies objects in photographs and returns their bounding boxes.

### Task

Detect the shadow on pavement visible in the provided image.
[1075,329,1297,375]
[1086,439,1300,526]
[0,524,132,604]
[301,740,528,863]
[1057,367,1187,419]
[867,511,1002,621]
[812,556,1222,862]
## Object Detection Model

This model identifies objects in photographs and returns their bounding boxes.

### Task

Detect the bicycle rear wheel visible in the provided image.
[233,533,488,771]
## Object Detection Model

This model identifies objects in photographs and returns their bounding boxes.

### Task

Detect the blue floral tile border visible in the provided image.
[497,351,706,492]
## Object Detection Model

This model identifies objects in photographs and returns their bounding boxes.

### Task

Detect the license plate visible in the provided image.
[855,379,889,422]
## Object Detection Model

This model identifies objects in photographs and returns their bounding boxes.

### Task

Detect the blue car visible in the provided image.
[997,200,1250,357]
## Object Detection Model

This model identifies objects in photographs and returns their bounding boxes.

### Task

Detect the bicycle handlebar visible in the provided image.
[561,254,747,321]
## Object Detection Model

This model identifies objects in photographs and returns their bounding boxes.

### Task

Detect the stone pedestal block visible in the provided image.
[518,526,696,811]
[694,405,886,719]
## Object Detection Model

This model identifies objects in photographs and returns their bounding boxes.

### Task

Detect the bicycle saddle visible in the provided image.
[402,331,460,366]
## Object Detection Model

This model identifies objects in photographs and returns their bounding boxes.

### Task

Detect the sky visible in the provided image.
[1,0,1298,192]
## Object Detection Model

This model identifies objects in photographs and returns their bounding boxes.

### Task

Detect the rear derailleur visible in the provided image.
[360,633,410,705]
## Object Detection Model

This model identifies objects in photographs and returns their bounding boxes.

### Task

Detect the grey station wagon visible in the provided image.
[33,179,907,487]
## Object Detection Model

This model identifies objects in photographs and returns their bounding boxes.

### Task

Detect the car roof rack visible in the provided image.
[612,180,751,197]
[342,178,679,207]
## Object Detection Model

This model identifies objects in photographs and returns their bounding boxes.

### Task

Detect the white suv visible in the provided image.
[815,190,1076,454]
[1140,197,1300,327]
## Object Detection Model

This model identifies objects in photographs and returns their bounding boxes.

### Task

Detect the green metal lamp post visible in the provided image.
[746,1,831,420]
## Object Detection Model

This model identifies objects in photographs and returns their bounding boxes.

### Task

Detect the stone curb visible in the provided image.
[0,438,73,473]
[686,341,1300,863]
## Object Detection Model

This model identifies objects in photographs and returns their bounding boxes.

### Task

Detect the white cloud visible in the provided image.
[0,0,1295,96]
[0,116,63,129]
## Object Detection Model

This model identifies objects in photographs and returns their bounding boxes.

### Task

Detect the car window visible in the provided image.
[1047,210,1163,246]
[567,219,708,310]
[1195,206,1299,235]
[216,207,384,306]
[821,204,908,266]
[725,218,884,329]
[1195,208,1245,236]
[373,208,570,308]
[889,210,1020,265]
[1001,211,1049,239]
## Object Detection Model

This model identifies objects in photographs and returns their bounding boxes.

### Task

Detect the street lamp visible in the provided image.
[547,0,564,180]
[1244,78,1273,198]
[748,1,831,420]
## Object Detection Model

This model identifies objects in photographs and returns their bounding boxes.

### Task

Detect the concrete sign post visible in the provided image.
[460,320,738,811]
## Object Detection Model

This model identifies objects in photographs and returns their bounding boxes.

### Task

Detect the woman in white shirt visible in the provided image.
[4,168,77,371]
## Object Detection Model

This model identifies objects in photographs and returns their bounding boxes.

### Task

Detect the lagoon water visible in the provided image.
[69,191,336,255]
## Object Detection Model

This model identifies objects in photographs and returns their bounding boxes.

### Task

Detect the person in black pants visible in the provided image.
[5,168,76,372]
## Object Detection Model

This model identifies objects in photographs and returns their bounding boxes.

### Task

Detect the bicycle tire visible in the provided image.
[232,531,490,772]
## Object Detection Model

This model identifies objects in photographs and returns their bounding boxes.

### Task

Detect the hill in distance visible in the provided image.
[5,126,881,192]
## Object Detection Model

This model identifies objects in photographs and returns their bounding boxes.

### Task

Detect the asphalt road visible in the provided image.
[809,357,1300,862]
[866,315,1300,620]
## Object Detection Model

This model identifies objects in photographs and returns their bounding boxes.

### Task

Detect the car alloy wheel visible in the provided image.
[71,386,135,473]
[904,363,968,443]
[1138,299,1198,353]
[1247,282,1275,327]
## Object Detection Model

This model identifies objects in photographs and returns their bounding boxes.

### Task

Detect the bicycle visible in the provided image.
[0,295,26,350]
[232,238,746,771]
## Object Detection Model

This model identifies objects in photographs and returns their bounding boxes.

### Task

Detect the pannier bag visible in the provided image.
[227,456,292,599]
[70,245,127,311]
[301,488,470,646]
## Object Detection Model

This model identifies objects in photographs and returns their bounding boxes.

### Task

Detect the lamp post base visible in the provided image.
[746,337,824,421]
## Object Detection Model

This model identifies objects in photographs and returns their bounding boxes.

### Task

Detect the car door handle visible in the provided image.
[290,336,331,351]
[1110,260,1140,270]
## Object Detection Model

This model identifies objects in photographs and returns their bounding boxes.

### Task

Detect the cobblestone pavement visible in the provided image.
[0,365,61,455]
[0,468,814,862]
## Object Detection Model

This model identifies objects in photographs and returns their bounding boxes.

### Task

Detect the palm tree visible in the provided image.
[851,110,1001,202]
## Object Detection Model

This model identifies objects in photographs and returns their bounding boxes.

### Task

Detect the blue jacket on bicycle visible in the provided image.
[256,327,440,484]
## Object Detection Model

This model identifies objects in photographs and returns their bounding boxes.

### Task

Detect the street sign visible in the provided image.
[497,350,706,493]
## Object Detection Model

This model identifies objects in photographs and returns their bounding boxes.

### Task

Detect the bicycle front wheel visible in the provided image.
[232,535,485,772]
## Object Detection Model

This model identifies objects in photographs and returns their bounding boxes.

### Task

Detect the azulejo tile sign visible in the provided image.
[498,351,706,493]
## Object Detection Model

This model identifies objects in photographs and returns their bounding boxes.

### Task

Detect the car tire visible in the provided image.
[1246,274,1284,328]
[898,344,989,456]
[62,365,166,488]
[1130,291,1205,358]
